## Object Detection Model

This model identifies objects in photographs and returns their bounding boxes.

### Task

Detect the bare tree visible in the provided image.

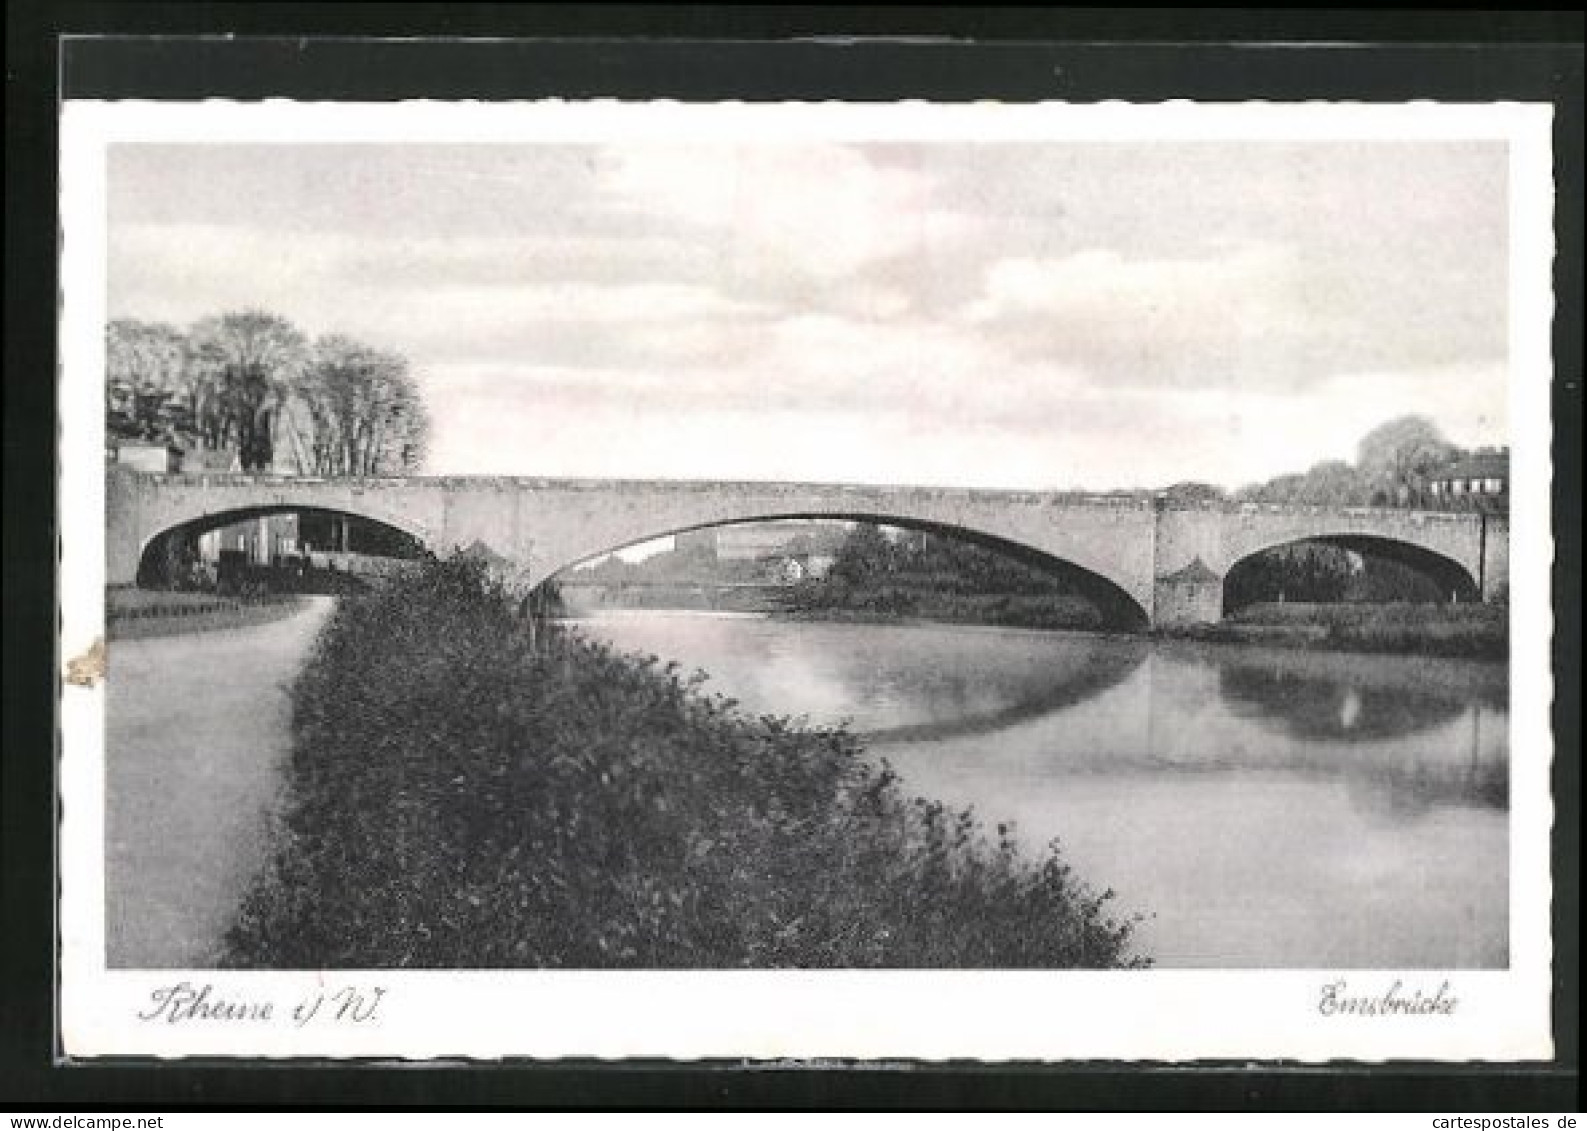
[108,309,429,477]
[293,334,430,476]
[186,311,308,471]
[105,319,190,442]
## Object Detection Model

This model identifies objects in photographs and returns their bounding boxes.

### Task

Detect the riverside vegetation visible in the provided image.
[1168,601,1509,660]
[223,557,1144,969]
[785,524,1507,657]
[780,524,1108,631]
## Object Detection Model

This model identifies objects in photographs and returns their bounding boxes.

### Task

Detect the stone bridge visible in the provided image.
[106,469,1509,628]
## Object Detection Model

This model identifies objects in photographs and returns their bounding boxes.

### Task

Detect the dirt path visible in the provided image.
[105,597,335,967]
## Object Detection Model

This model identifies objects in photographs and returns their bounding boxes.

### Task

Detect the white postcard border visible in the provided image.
[58,99,1557,1062]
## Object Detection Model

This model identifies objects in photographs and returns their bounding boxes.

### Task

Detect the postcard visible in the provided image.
[58,97,1556,1061]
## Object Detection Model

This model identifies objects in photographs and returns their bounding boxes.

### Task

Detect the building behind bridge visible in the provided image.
[1425,448,1509,513]
[676,520,847,579]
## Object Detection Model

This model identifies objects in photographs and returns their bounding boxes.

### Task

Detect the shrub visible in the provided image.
[1226,601,1508,659]
[225,557,1144,969]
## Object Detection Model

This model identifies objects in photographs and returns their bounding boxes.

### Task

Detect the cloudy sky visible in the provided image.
[107,140,1509,490]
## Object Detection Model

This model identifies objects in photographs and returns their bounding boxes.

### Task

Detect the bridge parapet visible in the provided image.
[1217,501,1492,525]
[133,471,1161,509]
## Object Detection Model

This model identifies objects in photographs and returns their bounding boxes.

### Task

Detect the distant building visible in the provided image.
[658,522,847,582]
[110,441,182,474]
[705,520,850,562]
[881,526,929,552]
[196,514,300,566]
[190,512,421,569]
[803,552,837,578]
[1425,449,1508,510]
[775,556,808,583]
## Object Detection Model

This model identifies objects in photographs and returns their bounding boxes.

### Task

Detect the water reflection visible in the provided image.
[1219,662,1464,741]
[865,639,1146,742]
[1336,739,1508,819]
[567,613,1148,739]
[1210,655,1506,812]
[575,611,1510,967]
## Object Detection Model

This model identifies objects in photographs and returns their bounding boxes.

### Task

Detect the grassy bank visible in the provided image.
[224,558,1144,969]
[560,582,786,615]
[106,588,305,640]
[779,582,1105,632]
[1167,602,1508,660]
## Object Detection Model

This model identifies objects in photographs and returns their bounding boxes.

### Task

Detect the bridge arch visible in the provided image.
[1220,532,1480,615]
[541,512,1152,631]
[133,503,430,589]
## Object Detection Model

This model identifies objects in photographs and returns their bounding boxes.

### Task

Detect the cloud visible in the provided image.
[965,244,1303,384]
[1316,363,1509,451]
[110,221,777,370]
[418,367,1380,492]
[962,240,1506,393]
[110,145,639,241]
[408,281,765,328]
[597,143,963,286]
[110,222,715,301]
[105,140,1513,489]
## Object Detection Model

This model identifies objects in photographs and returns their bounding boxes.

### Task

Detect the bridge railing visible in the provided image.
[111,470,1159,509]
[111,468,1495,524]
[1224,502,1488,525]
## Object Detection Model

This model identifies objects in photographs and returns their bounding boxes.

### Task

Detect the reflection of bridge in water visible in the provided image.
[112,470,1510,630]
[863,639,1148,744]
[847,634,1508,814]
[1212,653,1507,813]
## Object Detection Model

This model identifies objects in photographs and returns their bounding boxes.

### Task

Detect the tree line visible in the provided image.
[1221,544,1447,612]
[1240,415,1501,510]
[107,310,430,475]
[1165,415,1503,610]
[1158,415,1505,512]
[823,524,1061,595]
[576,542,770,586]
[786,523,1108,629]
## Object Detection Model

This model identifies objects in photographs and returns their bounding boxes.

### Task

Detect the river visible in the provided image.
[571,610,1509,969]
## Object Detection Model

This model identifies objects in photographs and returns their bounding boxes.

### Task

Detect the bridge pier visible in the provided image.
[1149,505,1226,628]
[1479,514,1510,602]
[1152,558,1224,627]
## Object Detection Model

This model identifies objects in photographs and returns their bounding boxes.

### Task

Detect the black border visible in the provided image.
[5,4,1581,1111]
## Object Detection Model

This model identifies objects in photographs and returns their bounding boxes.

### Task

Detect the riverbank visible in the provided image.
[107,587,306,640]
[779,589,1104,632]
[773,599,1507,661]
[559,582,784,615]
[1160,601,1508,660]
[224,557,1144,969]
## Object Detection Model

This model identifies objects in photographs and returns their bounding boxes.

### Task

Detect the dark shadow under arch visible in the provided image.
[136,505,427,589]
[1222,534,1479,617]
[543,511,1151,632]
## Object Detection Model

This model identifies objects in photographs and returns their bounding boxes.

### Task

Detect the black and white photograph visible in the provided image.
[56,97,1557,1061]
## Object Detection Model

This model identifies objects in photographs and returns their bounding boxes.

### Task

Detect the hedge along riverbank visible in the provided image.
[224,557,1145,969]
[1162,601,1508,660]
